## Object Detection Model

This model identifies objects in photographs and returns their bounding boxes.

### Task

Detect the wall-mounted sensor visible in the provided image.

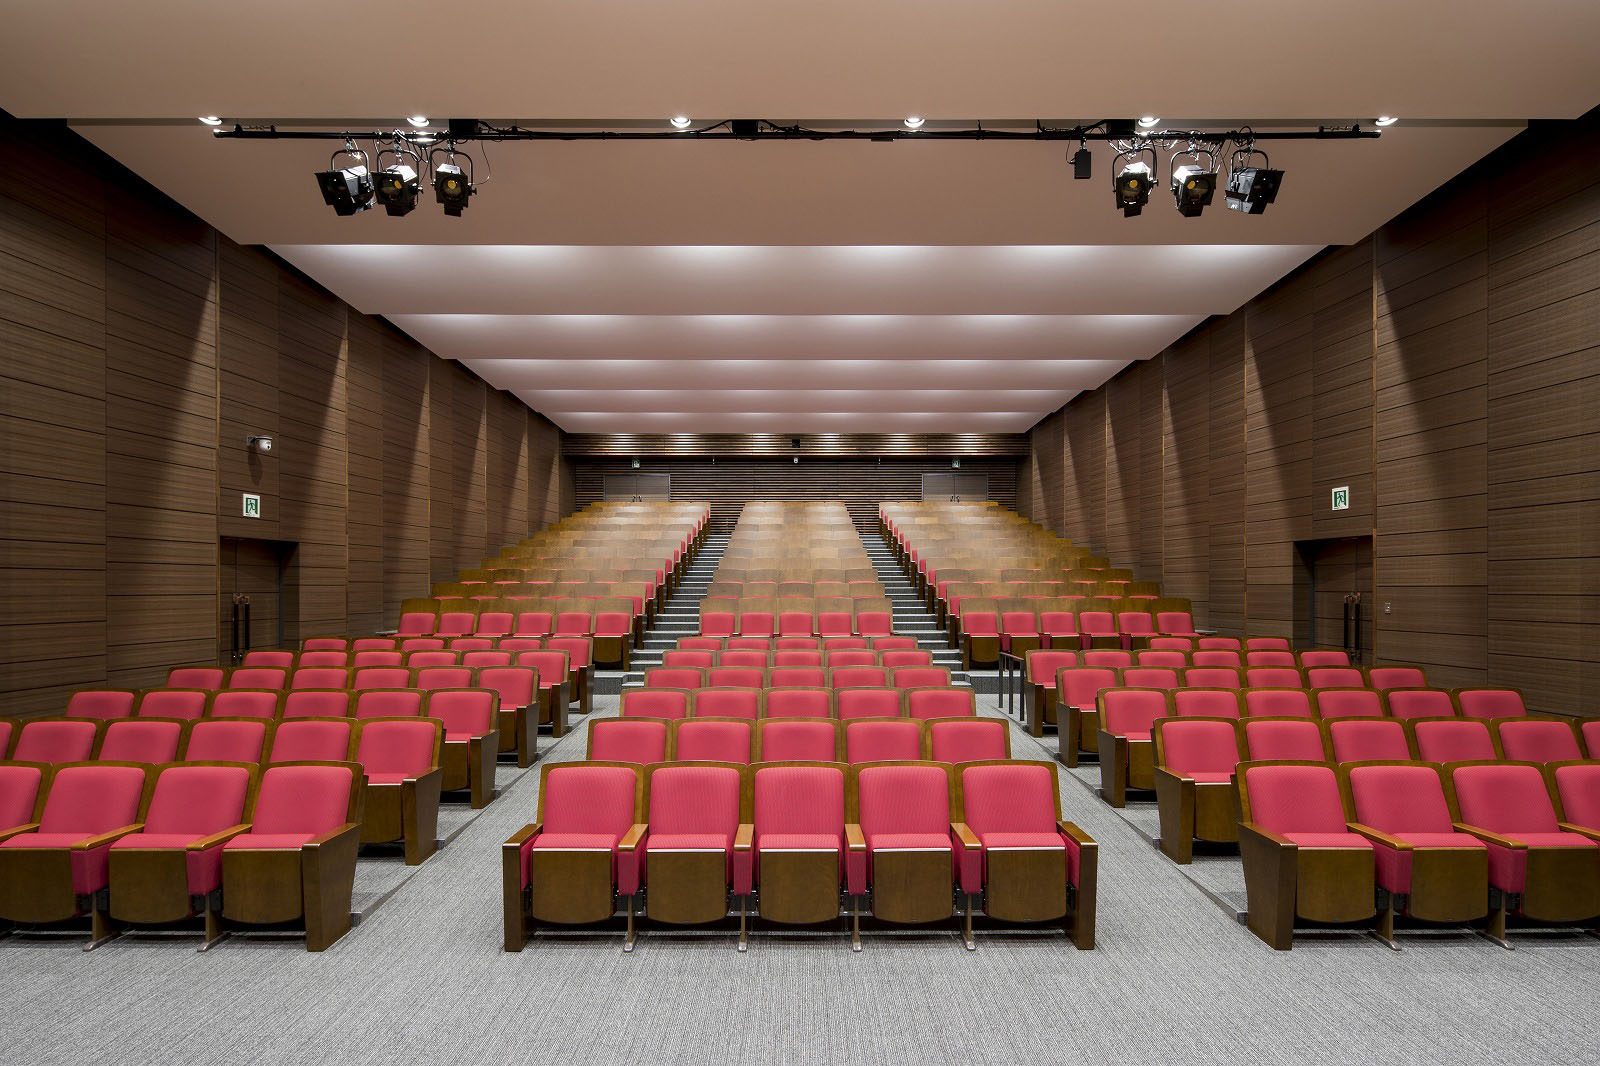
[247,435,274,454]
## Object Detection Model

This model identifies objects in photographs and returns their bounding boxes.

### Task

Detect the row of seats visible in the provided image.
[0,760,365,950]
[1234,759,1600,948]
[642,666,953,690]
[662,649,932,668]
[695,604,897,639]
[503,758,1097,951]
[395,602,637,666]
[621,685,977,721]
[957,598,1197,665]
[670,635,921,652]
[704,580,886,599]
[590,716,1009,766]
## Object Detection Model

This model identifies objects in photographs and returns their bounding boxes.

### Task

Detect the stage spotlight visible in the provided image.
[314,144,374,216]
[375,164,419,216]
[430,147,476,216]
[1224,150,1283,215]
[1113,149,1156,217]
[1170,149,1217,217]
[1071,146,1092,180]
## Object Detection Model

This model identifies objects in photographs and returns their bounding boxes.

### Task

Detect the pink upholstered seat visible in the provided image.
[638,765,746,893]
[1160,719,1241,782]
[354,719,438,786]
[738,612,775,638]
[1198,637,1242,651]
[0,764,45,832]
[872,638,919,653]
[700,612,736,638]
[674,719,751,764]
[0,764,148,895]
[1326,719,1410,762]
[292,667,353,691]
[1243,718,1326,761]
[12,721,98,764]
[1313,688,1383,720]
[1496,720,1582,764]
[225,764,356,852]
[183,720,268,763]
[478,666,540,710]
[1173,689,1242,719]
[827,650,877,668]
[1149,637,1194,652]
[1243,764,1371,852]
[758,720,838,762]
[66,690,136,721]
[1553,763,1600,832]
[1368,666,1427,690]
[279,689,351,719]
[436,607,477,637]
[168,667,227,690]
[268,719,353,763]
[1117,667,1177,691]
[753,765,845,879]
[690,688,760,721]
[1137,651,1188,669]
[905,687,975,720]
[927,719,1008,763]
[1245,637,1291,651]
[890,667,950,690]
[1306,667,1366,691]
[1412,719,1496,763]
[958,762,1078,895]
[1246,650,1296,668]
[1244,688,1313,718]
[765,688,832,719]
[1156,610,1198,638]
[769,667,826,688]
[514,611,553,637]
[646,668,704,691]
[831,667,888,689]
[400,638,446,652]
[676,637,722,652]
[1297,650,1350,668]
[589,719,669,763]
[301,638,349,651]
[1450,763,1597,895]
[1245,668,1303,689]
[351,667,410,692]
[1116,609,1156,649]
[880,650,933,669]
[1100,688,1169,742]
[845,720,923,764]
[1189,650,1241,670]
[1057,667,1118,716]
[1383,688,1455,720]
[243,650,295,670]
[353,689,423,720]
[854,611,893,637]
[111,764,252,895]
[461,650,512,669]
[1025,650,1077,692]
[405,650,459,668]
[351,651,403,668]
[1082,650,1132,669]
[1455,689,1527,720]
[351,638,396,652]
[851,764,954,887]
[822,637,868,651]
[1039,611,1079,649]
[773,650,823,667]
[828,687,892,721]
[1347,764,1484,895]
[1183,667,1243,690]
[999,611,1039,653]
[135,689,208,721]
[397,610,437,636]
[96,720,183,763]
[427,688,497,742]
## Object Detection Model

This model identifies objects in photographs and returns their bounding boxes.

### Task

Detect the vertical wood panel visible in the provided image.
[1162,331,1211,625]
[344,313,385,635]
[1062,391,1106,552]
[1207,316,1248,635]
[382,330,431,628]
[451,365,489,571]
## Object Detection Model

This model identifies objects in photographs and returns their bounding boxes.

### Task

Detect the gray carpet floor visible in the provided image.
[1,685,1596,1066]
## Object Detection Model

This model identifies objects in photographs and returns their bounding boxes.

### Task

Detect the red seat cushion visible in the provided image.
[868,832,950,852]
[758,833,840,852]
[980,831,1065,851]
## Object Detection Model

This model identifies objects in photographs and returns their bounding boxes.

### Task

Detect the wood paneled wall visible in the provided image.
[1017,117,1597,715]
[0,117,571,716]
[571,458,1019,533]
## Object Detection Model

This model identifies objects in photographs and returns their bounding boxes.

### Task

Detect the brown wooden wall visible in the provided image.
[571,458,1019,533]
[0,118,571,715]
[1017,118,1598,715]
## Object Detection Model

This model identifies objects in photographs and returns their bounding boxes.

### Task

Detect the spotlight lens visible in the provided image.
[903,116,925,129]
[670,116,692,129]
[1137,116,1160,128]
[1375,115,1399,126]
[198,116,222,126]
[408,115,430,127]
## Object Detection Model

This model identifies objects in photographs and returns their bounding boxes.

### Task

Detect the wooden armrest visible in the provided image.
[1347,822,1411,850]
[951,821,981,849]
[303,822,362,849]
[845,823,866,851]
[1239,821,1295,848]
[617,823,648,852]
[1453,822,1526,849]
[504,822,542,849]
[1058,821,1096,847]
[733,823,753,851]
[1558,823,1600,843]
[187,824,252,851]
[0,823,40,844]
[71,824,144,850]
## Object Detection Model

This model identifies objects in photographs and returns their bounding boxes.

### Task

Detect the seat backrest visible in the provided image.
[880,650,933,669]
[1497,720,1582,764]
[646,668,704,690]
[961,762,1057,835]
[1454,688,1527,720]
[538,762,640,835]
[184,719,268,762]
[765,687,832,719]
[268,719,353,763]
[355,719,440,777]
[853,763,950,836]
[827,650,877,668]
[1368,666,1427,690]
[647,764,742,837]
[406,650,459,668]
[1245,650,1296,668]
[588,718,669,763]
[1082,650,1132,669]
[1243,718,1327,761]
[1197,637,1242,650]
[1297,650,1350,668]
[757,720,839,762]
[772,650,823,667]
[251,764,355,834]
[753,765,844,838]
[135,689,208,721]
[822,637,868,651]
[545,637,591,670]
[1312,688,1383,720]
[1347,764,1453,834]
[1173,689,1242,719]
[1245,637,1291,651]
[13,720,99,764]
[700,611,736,638]
[889,667,949,690]
[351,651,404,668]
[831,667,888,689]
[674,719,752,764]
[66,690,137,721]
[845,720,923,764]
[1411,719,1497,763]
[97,720,184,763]
[1450,763,1559,835]
[1326,719,1410,762]
[1183,667,1242,690]
[1552,763,1600,830]
[301,637,349,651]
[461,650,512,669]
[144,764,252,835]
[0,764,45,830]
[279,689,352,719]
[1244,688,1313,718]
[1241,763,1346,834]
[210,689,285,720]
[1120,667,1179,691]
[292,667,353,691]
[351,637,397,652]
[828,687,894,721]
[351,667,410,691]
[1099,688,1170,737]
[689,688,761,720]
[1306,667,1366,690]
[37,764,147,834]
[1057,667,1119,711]
[1157,719,1241,775]
[1189,650,1241,669]
[1138,651,1189,669]
[1382,688,1456,720]
[426,688,497,737]
[769,667,826,688]
[168,667,227,690]
[927,719,1009,763]
[478,666,537,706]
[1245,668,1302,689]
[904,687,975,720]
[353,689,424,721]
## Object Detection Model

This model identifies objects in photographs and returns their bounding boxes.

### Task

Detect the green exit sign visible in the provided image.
[242,493,262,519]
[1331,486,1350,511]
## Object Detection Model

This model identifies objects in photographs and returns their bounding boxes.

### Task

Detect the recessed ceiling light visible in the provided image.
[197,116,222,126]
[903,116,925,129]
[1137,116,1160,129]
[669,116,693,129]
[1374,115,1399,127]
[407,116,430,128]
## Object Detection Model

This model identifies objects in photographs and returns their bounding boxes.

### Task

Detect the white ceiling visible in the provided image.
[6,2,1596,434]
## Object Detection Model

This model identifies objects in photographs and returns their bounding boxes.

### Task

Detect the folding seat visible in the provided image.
[889,667,951,690]
[817,608,856,638]
[636,763,749,938]
[589,718,669,764]
[904,687,976,721]
[1235,762,1375,950]
[450,637,496,653]
[168,666,227,690]
[1115,605,1157,651]
[622,688,690,721]
[774,636,820,651]
[1040,610,1080,650]
[701,611,737,639]
[102,763,255,940]
[461,651,512,669]
[773,650,823,667]
[673,719,753,764]
[854,610,894,638]
[1343,762,1490,943]
[1173,688,1243,719]
[1184,667,1244,691]
[353,689,424,720]
[1076,603,1120,650]
[777,609,814,637]
[352,718,444,865]
[497,638,542,654]
[278,689,353,720]
[267,718,353,764]
[65,690,136,721]
[823,637,868,651]
[707,667,765,690]
[999,608,1042,659]
[513,609,554,638]
[302,637,349,651]
[1446,761,1600,939]
[881,650,935,670]
[399,637,446,652]
[297,650,350,668]
[1325,718,1410,762]
[663,650,716,669]
[1243,717,1328,761]
[1082,649,1132,669]
[1097,688,1170,806]
[1549,762,1600,832]
[1120,666,1179,691]
[221,762,363,951]
[1454,688,1528,720]
[827,650,877,668]
[1244,687,1313,718]
[845,720,925,764]
[1245,667,1303,689]
[1312,688,1384,720]
[718,650,768,668]
[954,760,1098,949]
[406,650,460,668]
[769,667,826,688]
[1382,688,1456,720]
[1152,717,1244,864]
[831,666,888,690]
[765,688,833,720]
[1409,717,1499,763]
[1197,636,1242,651]
[475,604,516,638]
[592,609,635,670]
[355,666,417,692]
[485,662,561,765]
[1186,651,1238,671]
[1368,665,1428,690]
[1056,667,1119,762]
[1585,722,1600,758]
[1297,650,1350,668]
[677,637,723,652]
[845,762,958,943]
[958,602,1001,670]
[748,763,848,937]
[0,762,47,832]
[690,688,763,721]
[134,689,208,721]
[1149,636,1194,652]
[1245,650,1296,668]
[1137,650,1188,669]
[397,601,439,636]
[435,603,478,638]
[1245,637,1291,652]
[738,608,776,638]
[1306,667,1366,690]
[546,636,596,718]
[95,719,184,764]
[291,667,353,691]
[0,763,151,944]
[1496,720,1583,764]
[725,637,772,652]
[243,650,296,670]
[926,718,1009,764]
[351,637,397,652]
[183,719,269,763]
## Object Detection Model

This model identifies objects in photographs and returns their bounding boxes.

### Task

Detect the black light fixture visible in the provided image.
[373,140,423,217]
[1224,148,1284,215]
[1170,147,1217,218]
[314,142,374,216]
[1112,147,1156,217]
[1070,142,1092,180]
[431,146,475,216]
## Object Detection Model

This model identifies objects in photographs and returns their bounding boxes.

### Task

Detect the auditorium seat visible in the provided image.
[1343,762,1487,943]
[1173,688,1243,719]
[955,760,1097,949]
[827,650,876,668]
[1325,718,1411,762]
[351,667,410,692]
[999,609,1041,659]
[773,650,823,667]
[880,650,934,669]
[1243,717,1328,761]
[353,689,424,720]
[65,690,136,721]
[1022,649,1077,736]
[1245,638,1291,652]
[1182,667,1243,690]
[351,638,397,652]
[832,687,896,721]
[1153,718,1243,864]
[1382,688,1457,720]
[278,689,352,720]
[95,719,184,764]
[765,688,832,719]
[267,718,353,764]
[855,610,893,637]
[222,762,364,951]
[0,762,47,833]
[889,667,950,690]
[351,651,404,668]
[1244,688,1313,718]
[831,666,889,689]
[1056,666,1118,763]
[1245,650,1297,668]
[1549,761,1600,834]
[1097,688,1168,807]
[134,689,208,721]
[592,610,634,670]
[1408,718,1500,763]
[769,667,827,688]
[1367,666,1428,690]
[243,650,296,669]
[691,688,762,720]
[1245,668,1303,689]
[844,719,924,764]
[489,660,563,762]
[1495,719,1583,764]
[169,667,226,690]
[301,637,349,651]
[1446,761,1600,939]
[958,604,1000,670]
[1297,650,1350,668]
[672,719,753,764]
[754,719,842,762]
[646,668,704,691]
[1082,649,1132,669]
[1454,689,1528,720]
[1236,762,1375,950]
[1306,667,1366,690]
[0,762,150,943]
[664,650,715,669]
[701,611,736,639]
[1311,688,1384,720]
[1198,637,1242,651]
[429,689,501,808]
[545,637,595,717]
[846,762,957,943]
[405,650,459,668]
[588,718,669,764]
[292,667,353,691]
[1138,650,1189,669]
[904,687,975,720]
[353,718,443,865]
[748,764,848,938]
[1039,610,1079,651]
[638,763,748,937]
[460,650,511,669]
[183,719,268,763]
[105,763,255,937]
[925,718,1009,764]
